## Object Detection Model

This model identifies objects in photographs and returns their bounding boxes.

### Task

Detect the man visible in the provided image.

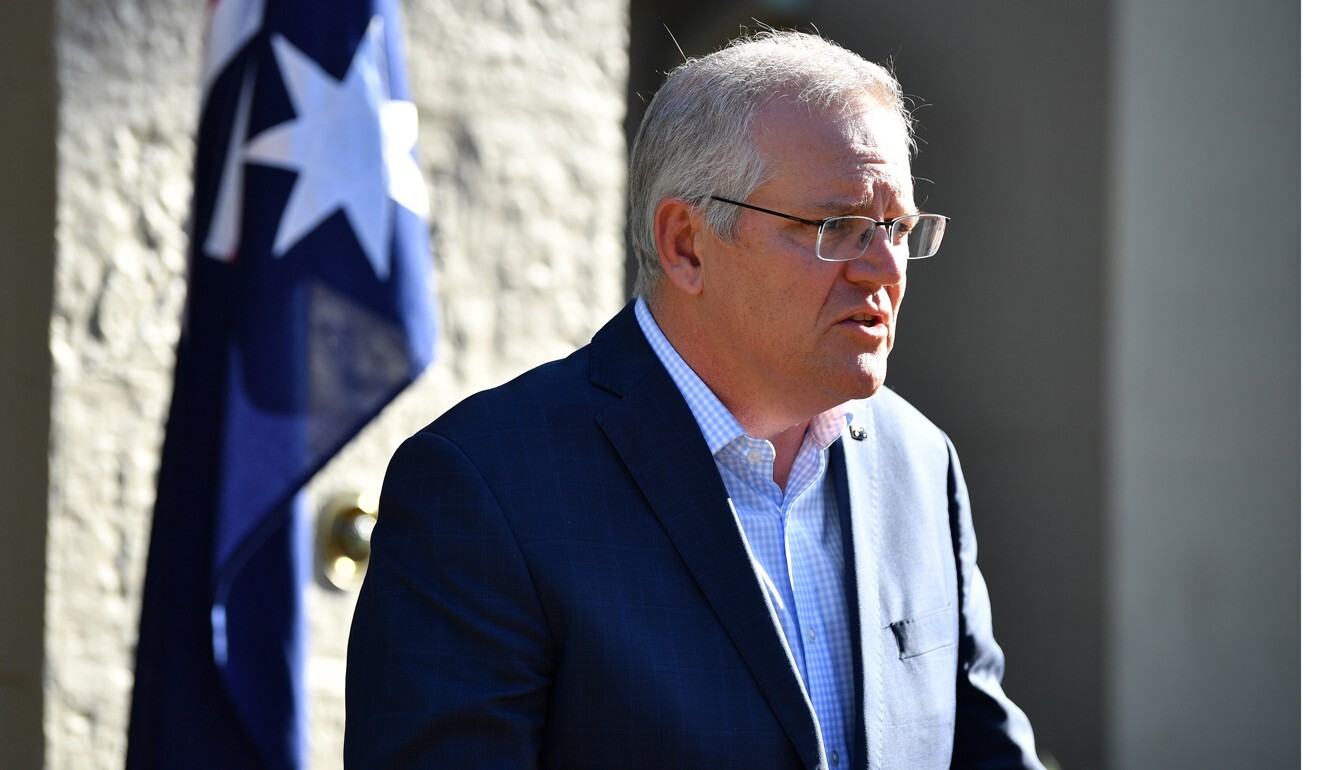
[346,30,1043,769]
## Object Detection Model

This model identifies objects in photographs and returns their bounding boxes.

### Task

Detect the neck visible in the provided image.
[768,422,810,491]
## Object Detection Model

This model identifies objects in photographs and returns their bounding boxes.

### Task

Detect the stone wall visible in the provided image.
[44,0,628,766]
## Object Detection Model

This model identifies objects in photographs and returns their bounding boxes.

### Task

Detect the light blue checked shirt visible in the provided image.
[635,299,856,770]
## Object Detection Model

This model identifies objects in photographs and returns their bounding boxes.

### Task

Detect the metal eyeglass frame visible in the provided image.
[708,195,949,261]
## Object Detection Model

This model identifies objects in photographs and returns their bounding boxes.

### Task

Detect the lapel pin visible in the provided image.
[849,424,867,441]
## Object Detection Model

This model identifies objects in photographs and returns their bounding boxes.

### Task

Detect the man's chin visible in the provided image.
[835,356,887,402]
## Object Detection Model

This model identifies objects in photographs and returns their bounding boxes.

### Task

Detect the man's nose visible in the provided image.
[842,233,905,287]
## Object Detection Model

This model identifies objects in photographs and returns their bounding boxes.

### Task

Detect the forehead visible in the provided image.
[751,97,913,209]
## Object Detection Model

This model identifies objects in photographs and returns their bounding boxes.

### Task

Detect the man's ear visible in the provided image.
[653,197,705,296]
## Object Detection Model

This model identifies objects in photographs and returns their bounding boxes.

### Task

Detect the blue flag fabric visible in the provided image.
[127,1,435,767]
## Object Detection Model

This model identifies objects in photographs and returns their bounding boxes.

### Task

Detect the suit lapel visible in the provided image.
[589,303,823,769]
[833,403,891,770]
[836,394,955,770]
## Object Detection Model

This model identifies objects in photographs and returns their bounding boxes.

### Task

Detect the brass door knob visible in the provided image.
[316,491,379,590]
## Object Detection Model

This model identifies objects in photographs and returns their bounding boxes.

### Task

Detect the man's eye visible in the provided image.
[822,217,870,240]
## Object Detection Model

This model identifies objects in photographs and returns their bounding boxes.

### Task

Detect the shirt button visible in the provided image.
[807,627,817,644]
[747,448,764,462]
[830,749,840,766]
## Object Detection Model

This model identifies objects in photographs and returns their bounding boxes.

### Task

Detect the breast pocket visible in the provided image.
[878,605,959,764]
[889,605,957,660]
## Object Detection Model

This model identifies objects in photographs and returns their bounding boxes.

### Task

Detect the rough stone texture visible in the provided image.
[46,1,204,765]
[44,0,627,766]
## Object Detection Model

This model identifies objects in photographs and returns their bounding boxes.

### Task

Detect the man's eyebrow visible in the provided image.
[809,195,872,217]
[813,191,915,218]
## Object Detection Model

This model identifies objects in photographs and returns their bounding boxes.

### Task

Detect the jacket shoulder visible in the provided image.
[414,302,657,448]
[419,345,596,442]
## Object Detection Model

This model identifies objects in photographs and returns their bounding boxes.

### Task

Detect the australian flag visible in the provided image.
[127,1,435,768]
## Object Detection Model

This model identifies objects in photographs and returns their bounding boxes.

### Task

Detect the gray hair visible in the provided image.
[629,29,915,299]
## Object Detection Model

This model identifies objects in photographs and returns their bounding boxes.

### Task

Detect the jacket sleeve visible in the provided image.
[945,436,1047,770]
[345,430,553,769]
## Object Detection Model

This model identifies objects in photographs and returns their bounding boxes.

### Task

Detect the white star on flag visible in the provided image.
[244,15,429,280]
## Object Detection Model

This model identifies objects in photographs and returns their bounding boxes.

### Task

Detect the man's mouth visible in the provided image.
[849,313,880,328]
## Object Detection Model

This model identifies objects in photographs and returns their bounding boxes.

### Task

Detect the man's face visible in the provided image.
[694,96,914,422]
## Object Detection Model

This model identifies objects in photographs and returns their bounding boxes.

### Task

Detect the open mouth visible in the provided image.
[850,313,879,328]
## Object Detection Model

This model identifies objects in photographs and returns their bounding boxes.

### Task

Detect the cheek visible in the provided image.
[778,274,839,336]
[715,231,840,332]
[735,260,815,309]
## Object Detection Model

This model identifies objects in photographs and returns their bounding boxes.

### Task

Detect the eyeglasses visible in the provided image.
[708,195,949,262]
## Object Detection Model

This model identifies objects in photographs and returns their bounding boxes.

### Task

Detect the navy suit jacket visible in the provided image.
[345,302,1043,769]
